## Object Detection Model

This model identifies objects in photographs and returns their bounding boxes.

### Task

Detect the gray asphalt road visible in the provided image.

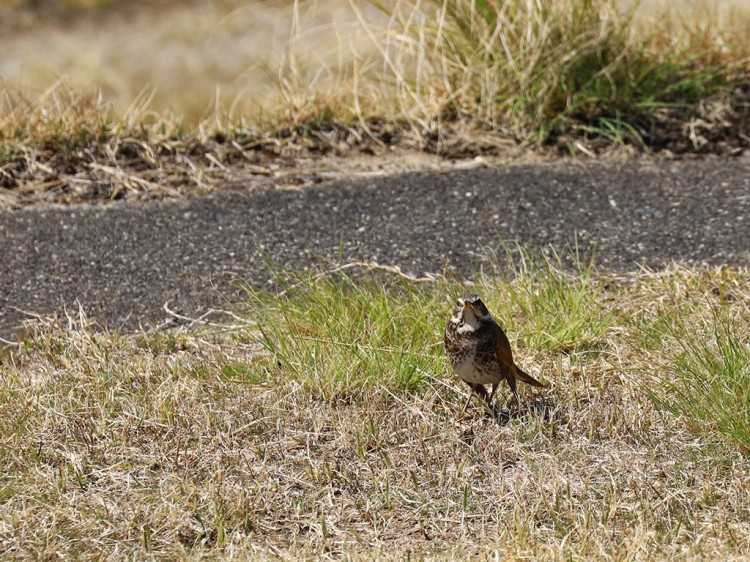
[2,158,749,338]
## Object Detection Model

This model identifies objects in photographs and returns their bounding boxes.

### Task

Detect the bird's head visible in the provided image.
[452,294,492,326]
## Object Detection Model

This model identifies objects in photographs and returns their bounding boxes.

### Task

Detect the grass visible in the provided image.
[498,247,609,352]
[242,267,447,400]
[632,267,750,456]
[367,0,744,148]
[2,260,750,559]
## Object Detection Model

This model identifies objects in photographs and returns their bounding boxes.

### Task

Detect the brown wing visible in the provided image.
[490,321,547,388]
[486,321,517,394]
[489,320,515,370]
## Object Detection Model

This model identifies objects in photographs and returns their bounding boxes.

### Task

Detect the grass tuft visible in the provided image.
[241,264,449,401]
[241,250,611,402]
[368,0,743,148]
[488,246,610,352]
[641,301,750,455]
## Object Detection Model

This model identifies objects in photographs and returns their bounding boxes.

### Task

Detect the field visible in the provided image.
[2,0,750,559]
[2,260,750,558]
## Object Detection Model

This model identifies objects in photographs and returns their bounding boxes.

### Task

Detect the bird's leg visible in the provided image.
[478,382,499,417]
[487,382,498,405]
[460,383,488,416]
[506,373,521,410]
[459,391,474,416]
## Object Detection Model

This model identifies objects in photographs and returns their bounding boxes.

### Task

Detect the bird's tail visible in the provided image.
[515,367,548,388]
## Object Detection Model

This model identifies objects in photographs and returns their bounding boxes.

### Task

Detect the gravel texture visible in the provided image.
[2,158,749,338]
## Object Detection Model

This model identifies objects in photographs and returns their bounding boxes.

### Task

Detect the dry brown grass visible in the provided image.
[2,263,750,559]
[0,0,377,131]
[2,0,749,148]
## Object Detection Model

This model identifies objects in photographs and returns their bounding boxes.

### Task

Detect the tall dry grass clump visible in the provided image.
[358,0,746,147]
[1,0,749,157]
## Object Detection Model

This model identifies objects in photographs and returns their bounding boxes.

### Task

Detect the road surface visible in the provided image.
[2,158,749,338]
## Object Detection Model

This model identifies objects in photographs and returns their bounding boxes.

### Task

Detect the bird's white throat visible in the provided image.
[453,312,481,334]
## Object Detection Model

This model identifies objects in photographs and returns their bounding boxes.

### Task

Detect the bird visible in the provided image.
[444,294,546,414]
